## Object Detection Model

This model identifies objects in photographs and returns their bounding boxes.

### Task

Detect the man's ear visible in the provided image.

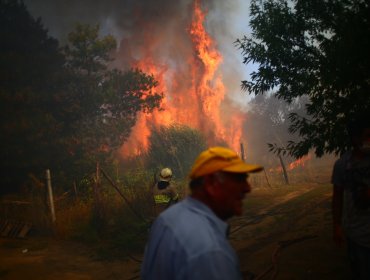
[203,174,219,197]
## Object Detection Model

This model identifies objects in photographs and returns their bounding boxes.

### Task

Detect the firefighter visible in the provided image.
[153,168,179,216]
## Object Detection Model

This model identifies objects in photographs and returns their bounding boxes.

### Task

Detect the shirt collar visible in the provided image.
[184,196,229,237]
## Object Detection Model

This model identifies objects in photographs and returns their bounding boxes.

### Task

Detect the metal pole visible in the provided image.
[46,169,56,223]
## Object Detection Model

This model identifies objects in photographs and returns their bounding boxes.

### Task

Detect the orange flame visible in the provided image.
[121,0,244,157]
[189,0,226,140]
[287,153,312,171]
[269,154,312,172]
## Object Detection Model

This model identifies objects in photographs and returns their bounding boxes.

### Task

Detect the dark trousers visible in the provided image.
[347,238,370,280]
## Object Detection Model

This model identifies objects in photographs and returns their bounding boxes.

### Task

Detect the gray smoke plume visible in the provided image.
[23,0,253,150]
[23,0,252,103]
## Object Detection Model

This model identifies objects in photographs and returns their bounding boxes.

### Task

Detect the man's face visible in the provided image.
[208,172,251,220]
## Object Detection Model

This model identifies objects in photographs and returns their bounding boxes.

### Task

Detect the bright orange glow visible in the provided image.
[287,154,312,171]
[269,154,312,172]
[120,0,244,157]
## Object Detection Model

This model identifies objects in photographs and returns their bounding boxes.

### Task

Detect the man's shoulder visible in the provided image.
[159,199,225,252]
[160,199,200,224]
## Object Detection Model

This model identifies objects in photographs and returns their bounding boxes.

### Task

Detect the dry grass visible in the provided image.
[54,199,93,239]
[0,158,337,260]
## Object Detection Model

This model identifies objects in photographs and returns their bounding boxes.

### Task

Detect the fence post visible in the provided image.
[94,162,101,207]
[240,143,245,161]
[46,169,56,224]
[93,162,105,231]
[278,155,289,185]
[73,181,78,198]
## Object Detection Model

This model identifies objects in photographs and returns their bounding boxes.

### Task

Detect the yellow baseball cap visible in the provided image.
[189,146,263,179]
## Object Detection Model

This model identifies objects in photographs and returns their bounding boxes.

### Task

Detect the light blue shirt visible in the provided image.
[141,196,242,280]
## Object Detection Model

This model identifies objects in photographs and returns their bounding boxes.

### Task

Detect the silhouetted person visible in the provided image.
[141,146,263,280]
[332,118,370,280]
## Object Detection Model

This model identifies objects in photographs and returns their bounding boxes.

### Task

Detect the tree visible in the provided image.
[63,24,163,173]
[236,0,370,158]
[0,0,66,192]
[0,11,163,193]
[146,125,207,178]
[100,68,163,150]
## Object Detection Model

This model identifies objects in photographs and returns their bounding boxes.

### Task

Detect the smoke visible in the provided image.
[23,0,253,152]
[23,0,252,101]
[24,0,192,41]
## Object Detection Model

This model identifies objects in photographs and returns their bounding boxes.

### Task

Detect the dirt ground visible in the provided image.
[0,182,352,280]
[0,237,141,280]
[230,183,351,279]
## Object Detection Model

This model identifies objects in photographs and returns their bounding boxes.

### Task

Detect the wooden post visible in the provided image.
[240,143,245,161]
[73,181,78,198]
[94,162,101,205]
[278,155,289,185]
[93,162,101,202]
[46,169,56,224]
[93,162,104,229]
[263,169,272,188]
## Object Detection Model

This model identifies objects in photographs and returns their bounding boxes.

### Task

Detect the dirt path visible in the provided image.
[231,184,351,279]
[0,237,141,280]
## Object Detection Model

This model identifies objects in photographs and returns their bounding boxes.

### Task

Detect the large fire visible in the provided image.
[120,0,244,156]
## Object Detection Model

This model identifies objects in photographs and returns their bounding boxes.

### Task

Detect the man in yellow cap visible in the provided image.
[141,146,263,280]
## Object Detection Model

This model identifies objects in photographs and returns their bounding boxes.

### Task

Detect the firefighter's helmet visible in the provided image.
[159,168,173,182]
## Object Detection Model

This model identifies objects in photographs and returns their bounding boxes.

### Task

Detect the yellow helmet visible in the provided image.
[159,168,172,182]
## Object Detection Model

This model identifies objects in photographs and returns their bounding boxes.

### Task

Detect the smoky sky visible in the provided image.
[23,0,253,104]
[24,0,192,41]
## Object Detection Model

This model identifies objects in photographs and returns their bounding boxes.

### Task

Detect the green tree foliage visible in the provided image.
[62,23,116,123]
[0,4,163,193]
[236,0,370,157]
[146,125,207,178]
[65,24,116,76]
[100,69,163,149]
[63,24,163,170]
[0,0,65,190]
